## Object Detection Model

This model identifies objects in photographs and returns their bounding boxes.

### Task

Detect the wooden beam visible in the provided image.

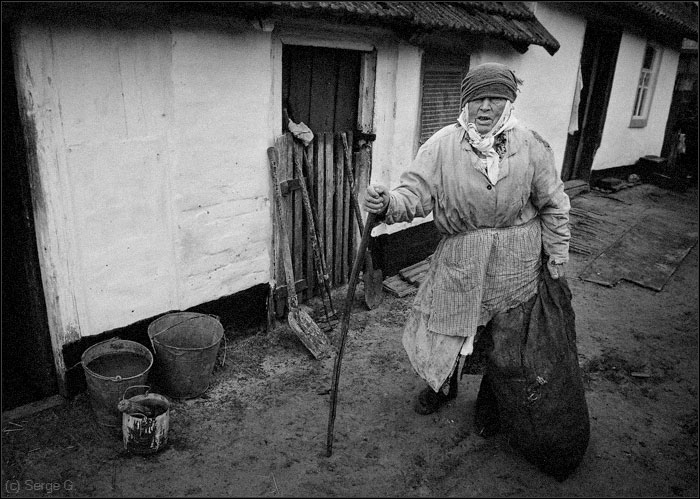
[2,395,65,422]
[334,133,344,285]
[324,133,335,285]
[357,50,377,134]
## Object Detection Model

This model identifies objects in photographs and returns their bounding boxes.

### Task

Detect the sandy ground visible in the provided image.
[2,183,698,498]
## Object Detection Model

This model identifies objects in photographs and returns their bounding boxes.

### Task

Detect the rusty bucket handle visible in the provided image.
[150,314,220,343]
[122,385,151,401]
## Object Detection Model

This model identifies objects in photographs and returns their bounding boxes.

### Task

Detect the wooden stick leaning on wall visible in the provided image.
[268,146,330,359]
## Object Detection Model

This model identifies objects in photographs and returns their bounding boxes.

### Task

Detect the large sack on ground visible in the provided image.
[492,269,590,481]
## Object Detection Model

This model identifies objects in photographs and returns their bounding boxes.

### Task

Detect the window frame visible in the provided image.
[629,42,663,128]
[417,51,470,148]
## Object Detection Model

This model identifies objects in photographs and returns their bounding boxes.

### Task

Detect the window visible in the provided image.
[419,52,469,144]
[630,44,662,128]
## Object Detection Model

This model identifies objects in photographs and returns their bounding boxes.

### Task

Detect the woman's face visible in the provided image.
[467,97,508,135]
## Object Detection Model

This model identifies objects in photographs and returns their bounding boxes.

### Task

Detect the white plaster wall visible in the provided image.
[170,19,274,310]
[371,42,426,236]
[592,33,680,170]
[369,4,586,236]
[52,24,179,337]
[17,18,275,338]
[470,3,587,174]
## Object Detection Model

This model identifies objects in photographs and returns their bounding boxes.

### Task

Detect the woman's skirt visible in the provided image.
[402,218,543,391]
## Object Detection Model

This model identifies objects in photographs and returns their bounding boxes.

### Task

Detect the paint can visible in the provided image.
[120,386,170,455]
[81,338,153,428]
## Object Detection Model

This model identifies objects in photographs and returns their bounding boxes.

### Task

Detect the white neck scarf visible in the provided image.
[457,101,518,184]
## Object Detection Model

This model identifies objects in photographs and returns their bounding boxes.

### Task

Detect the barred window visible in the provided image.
[419,54,469,144]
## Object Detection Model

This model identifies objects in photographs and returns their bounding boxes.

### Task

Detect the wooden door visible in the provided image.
[561,26,621,182]
[272,131,360,311]
[276,45,362,309]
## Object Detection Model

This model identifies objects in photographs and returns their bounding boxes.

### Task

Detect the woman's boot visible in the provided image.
[413,366,459,415]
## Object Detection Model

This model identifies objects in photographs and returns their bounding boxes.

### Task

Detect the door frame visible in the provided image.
[271,31,377,310]
[2,24,60,408]
[561,24,622,182]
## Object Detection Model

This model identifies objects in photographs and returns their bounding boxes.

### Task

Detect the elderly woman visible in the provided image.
[363,62,573,438]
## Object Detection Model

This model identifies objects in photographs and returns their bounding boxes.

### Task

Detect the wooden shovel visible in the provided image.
[326,211,378,457]
[342,133,383,310]
[268,146,330,359]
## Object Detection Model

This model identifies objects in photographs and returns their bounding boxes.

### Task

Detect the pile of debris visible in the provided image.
[381,255,432,297]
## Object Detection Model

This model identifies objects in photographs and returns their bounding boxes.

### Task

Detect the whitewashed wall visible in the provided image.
[371,42,426,237]
[592,33,680,170]
[370,3,586,237]
[15,16,276,342]
[15,5,683,368]
[471,3,586,174]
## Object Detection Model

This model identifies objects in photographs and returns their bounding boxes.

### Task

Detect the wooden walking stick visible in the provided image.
[342,133,383,310]
[326,211,379,457]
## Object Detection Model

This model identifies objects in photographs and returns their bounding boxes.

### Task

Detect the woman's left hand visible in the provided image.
[547,260,567,280]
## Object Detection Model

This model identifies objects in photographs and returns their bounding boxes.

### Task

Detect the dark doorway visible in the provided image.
[2,26,59,410]
[561,25,622,182]
[278,45,362,305]
[282,45,361,135]
[660,45,698,185]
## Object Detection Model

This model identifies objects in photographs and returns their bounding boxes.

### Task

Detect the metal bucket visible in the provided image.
[121,386,170,455]
[81,338,153,428]
[147,312,223,399]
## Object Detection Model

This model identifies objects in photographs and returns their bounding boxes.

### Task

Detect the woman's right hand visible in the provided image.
[363,184,390,214]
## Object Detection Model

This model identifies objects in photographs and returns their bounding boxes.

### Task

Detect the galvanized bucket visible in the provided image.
[81,338,153,428]
[121,385,170,455]
[147,312,223,399]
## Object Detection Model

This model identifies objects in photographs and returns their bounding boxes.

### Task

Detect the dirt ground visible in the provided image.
[2,182,698,498]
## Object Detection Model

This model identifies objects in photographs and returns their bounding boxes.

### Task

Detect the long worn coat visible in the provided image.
[383,121,571,390]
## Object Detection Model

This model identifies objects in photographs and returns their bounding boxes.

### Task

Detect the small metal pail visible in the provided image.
[121,386,170,455]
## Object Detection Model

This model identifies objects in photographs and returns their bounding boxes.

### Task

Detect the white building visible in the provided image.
[2,1,696,406]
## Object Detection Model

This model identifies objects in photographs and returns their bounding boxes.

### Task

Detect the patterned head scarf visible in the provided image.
[457,63,522,184]
[461,62,521,103]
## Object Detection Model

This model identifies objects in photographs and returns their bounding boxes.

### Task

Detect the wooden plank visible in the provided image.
[564,179,590,199]
[580,211,698,291]
[335,54,361,132]
[273,278,309,301]
[401,264,430,284]
[412,271,428,286]
[341,131,353,283]
[316,135,326,288]
[292,139,304,296]
[282,135,294,294]
[304,144,316,299]
[358,51,377,134]
[382,275,418,298]
[324,132,335,285]
[280,135,293,266]
[400,258,431,281]
[286,45,313,125]
[1,395,65,422]
[309,48,337,133]
[283,135,296,288]
[273,136,286,311]
[334,133,344,285]
[350,151,360,267]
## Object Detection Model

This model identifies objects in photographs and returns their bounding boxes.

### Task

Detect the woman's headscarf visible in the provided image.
[457,63,522,184]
